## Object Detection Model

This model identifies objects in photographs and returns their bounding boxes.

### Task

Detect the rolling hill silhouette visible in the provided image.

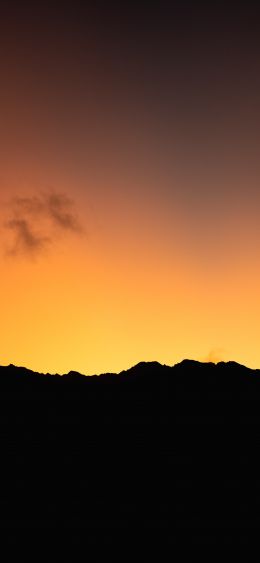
[0,359,260,561]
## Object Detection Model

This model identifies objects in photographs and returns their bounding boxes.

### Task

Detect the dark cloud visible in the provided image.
[4,191,82,259]
[6,219,50,258]
[46,193,82,233]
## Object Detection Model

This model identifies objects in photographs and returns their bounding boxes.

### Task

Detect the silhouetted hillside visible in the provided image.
[1,360,260,561]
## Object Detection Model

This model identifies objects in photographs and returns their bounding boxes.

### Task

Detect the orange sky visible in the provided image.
[1,174,260,374]
[0,4,260,373]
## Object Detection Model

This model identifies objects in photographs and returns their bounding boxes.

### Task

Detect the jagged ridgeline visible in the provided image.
[0,360,260,561]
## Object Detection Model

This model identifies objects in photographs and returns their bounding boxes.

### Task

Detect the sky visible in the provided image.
[0,1,260,374]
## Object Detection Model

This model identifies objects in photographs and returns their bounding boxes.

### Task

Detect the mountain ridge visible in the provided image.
[0,358,257,378]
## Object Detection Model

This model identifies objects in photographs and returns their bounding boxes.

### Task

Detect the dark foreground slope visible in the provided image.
[0,360,260,561]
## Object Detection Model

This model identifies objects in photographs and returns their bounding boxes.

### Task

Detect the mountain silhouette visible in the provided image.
[1,359,260,561]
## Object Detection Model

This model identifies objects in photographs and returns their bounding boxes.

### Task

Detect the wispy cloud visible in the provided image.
[46,193,82,233]
[6,219,50,257]
[4,191,82,259]
[201,348,227,364]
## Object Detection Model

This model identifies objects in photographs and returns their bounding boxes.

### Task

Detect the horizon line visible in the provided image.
[0,358,256,378]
